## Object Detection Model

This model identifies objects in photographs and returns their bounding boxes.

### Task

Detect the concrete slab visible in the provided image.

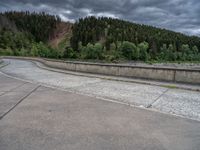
[0,73,24,92]
[11,83,39,92]
[0,75,38,119]
[0,91,28,117]
[74,80,167,107]
[0,92,5,96]
[152,89,200,121]
[0,85,200,150]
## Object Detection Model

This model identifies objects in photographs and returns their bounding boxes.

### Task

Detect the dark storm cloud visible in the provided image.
[0,0,200,36]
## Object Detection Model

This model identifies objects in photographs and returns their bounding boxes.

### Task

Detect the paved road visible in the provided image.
[0,69,200,150]
[1,59,200,121]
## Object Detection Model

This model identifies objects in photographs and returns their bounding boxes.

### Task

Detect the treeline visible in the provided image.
[1,12,200,62]
[1,11,61,42]
[70,16,200,61]
[0,11,63,58]
[0,29,62,58]
[65,41,200,62]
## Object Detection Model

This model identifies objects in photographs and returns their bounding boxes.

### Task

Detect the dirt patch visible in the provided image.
[48,22,72,49]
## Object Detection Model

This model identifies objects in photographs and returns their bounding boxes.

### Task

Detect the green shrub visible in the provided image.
[18,47,29,56]
[93,43,103,59]
[37,42,51,57]
[80,43,103,60]
[138,42,149,61]
[120,41,136,60]
[181,44,190,55]
[132,45,140,60]
[30,43,39,57]
[192,46,199,54]
[159,44,175,61]
[102,49,122,62]
[63,47,77,58]
[0,48,13,56]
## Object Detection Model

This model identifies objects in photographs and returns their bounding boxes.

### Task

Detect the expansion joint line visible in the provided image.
[0,85,41,120]
[146,88,169,108]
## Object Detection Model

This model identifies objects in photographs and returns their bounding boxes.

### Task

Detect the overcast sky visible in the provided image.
[0,0,199,36]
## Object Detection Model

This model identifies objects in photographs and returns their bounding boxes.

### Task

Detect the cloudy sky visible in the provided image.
[0,0,200,36]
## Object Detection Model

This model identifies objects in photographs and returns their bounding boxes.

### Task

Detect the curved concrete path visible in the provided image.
[0,59,200,150]
[1,59,200,121]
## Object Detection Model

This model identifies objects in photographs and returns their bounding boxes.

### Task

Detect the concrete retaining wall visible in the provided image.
[1,56,200,85]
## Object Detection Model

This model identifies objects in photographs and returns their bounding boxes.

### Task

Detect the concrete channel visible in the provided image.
[0,60,200,150]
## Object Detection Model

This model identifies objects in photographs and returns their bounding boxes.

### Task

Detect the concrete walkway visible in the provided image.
[0,71,200,150]
[34,60,200,92]
[1,59,200,121]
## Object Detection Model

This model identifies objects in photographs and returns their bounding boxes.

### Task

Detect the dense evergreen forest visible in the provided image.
[1,11,200,62]
[69,16,200,61]
[2,11,61,42]
[0,11,63,58]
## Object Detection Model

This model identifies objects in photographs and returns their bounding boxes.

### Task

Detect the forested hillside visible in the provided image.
[2,11,61,42]
[69,16,200,61]
[0,11,69,58]
[0,15,17,32]
[1,11,200,62]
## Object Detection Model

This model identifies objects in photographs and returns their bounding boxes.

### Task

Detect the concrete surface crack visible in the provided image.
[0,85,41,120]
[146,88,169,108]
